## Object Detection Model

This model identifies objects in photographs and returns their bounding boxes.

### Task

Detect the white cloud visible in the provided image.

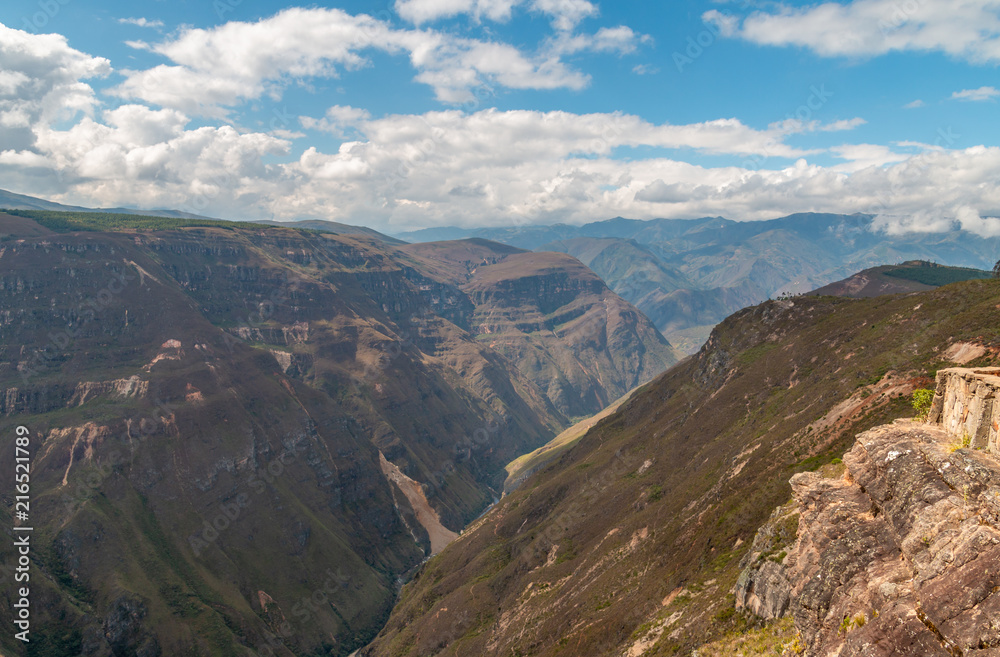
[819,117,867,132]
[395,0,597,30]
[118,17,164,28]
[8,98,1000,234]
[0,24,110,133]
[531,0,598,31]
[955,205,1000,236]
[951,86,1000,101]
[266,110,1000,232]
[2,102,289,213]
[903,99,925,108]
[829,143,908,171]
[3,20,999,235]
[551,26,649,56]
[300,105,372,136]
[111,7,633,113]
[395,0,521,24]
[705,0,1000,63]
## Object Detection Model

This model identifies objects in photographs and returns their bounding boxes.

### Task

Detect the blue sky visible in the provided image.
[1,0,999,234]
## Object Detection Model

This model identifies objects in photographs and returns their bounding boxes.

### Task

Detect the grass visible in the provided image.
[696,616,803,656]
[2,208,267,233]
[882,263,991,287]
[365,278,1000,657]
[949,431,972,452]
[504,386,640,489]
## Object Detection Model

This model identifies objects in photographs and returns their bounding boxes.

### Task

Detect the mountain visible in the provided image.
[254,219,405,245]
[809,259,992,297]
[0,187,215,220]
[0,187,398,243]
[396,239,678,419]
[398,213,1000,355]
[361,276,1000,657]
[0,210,672,656]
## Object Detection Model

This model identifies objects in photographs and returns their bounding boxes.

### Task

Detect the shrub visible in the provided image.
[911,388,934,421]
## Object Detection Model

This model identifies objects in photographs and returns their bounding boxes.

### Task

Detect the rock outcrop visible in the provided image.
[930,367,1000,452]
[739,420,1000,656]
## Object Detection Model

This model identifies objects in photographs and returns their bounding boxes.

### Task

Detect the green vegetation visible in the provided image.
[949,431,972,452]
[883,263,991,287]
[737,342,778,366]
[698,616,803,656]
[309,278,1000,657]
[912,388,935,420]
[2,208,266,232]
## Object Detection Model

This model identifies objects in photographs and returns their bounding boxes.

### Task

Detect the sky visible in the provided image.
[1,0,1000,235]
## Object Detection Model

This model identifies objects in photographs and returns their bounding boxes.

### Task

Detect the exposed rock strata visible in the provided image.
[739,420,1000,656]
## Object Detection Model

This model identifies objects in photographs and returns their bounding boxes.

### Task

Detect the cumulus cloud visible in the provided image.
[3,18,1000,236]
[10,103,1000,234]
[820,117,867,132]
[704,0,1000,63]
[112,7,640,113]
[903,99,925,108]
[300,105,373,137]
[0,23,110,151]
[117,17,164,28]
[269,110,1000,232]
[951,86,1000,101]
[3,101,289,214]
[829,143,908,172]
[395,0,597,30]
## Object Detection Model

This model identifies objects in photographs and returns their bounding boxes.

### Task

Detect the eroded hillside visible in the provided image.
[398,239,678,419]
[0,213,672,656]
[362,278,1000,657]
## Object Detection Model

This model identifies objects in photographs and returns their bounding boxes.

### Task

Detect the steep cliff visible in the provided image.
[0,212,672,656]
[399,239,679,419]
[736,420,1000,656]
[362,278,1000,657]
[731,364,1000,656]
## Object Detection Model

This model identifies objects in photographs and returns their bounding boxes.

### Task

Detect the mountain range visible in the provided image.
[4,189,1000,657]
[0,208,672,656]
[362,276,1000,656]
[398,214,1000,354]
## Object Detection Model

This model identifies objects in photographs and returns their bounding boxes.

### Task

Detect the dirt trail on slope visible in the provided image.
[379,452,458,555]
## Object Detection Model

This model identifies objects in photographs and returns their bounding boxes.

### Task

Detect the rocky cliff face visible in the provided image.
[0,215,672,657]
[739,420,1000,656]
[734,357,1000,656]
[400,240,679,419]
[361,278,1000,657]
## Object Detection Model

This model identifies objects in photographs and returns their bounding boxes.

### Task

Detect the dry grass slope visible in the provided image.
[362,279,1000,657]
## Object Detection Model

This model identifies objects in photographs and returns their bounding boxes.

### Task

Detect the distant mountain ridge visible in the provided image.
[0,187,401,243]
[0,187,216,220]
[399,213,1000,353]
[809,260,992,298]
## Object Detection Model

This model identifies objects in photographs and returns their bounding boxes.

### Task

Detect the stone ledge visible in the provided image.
[929,367,1000,452]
